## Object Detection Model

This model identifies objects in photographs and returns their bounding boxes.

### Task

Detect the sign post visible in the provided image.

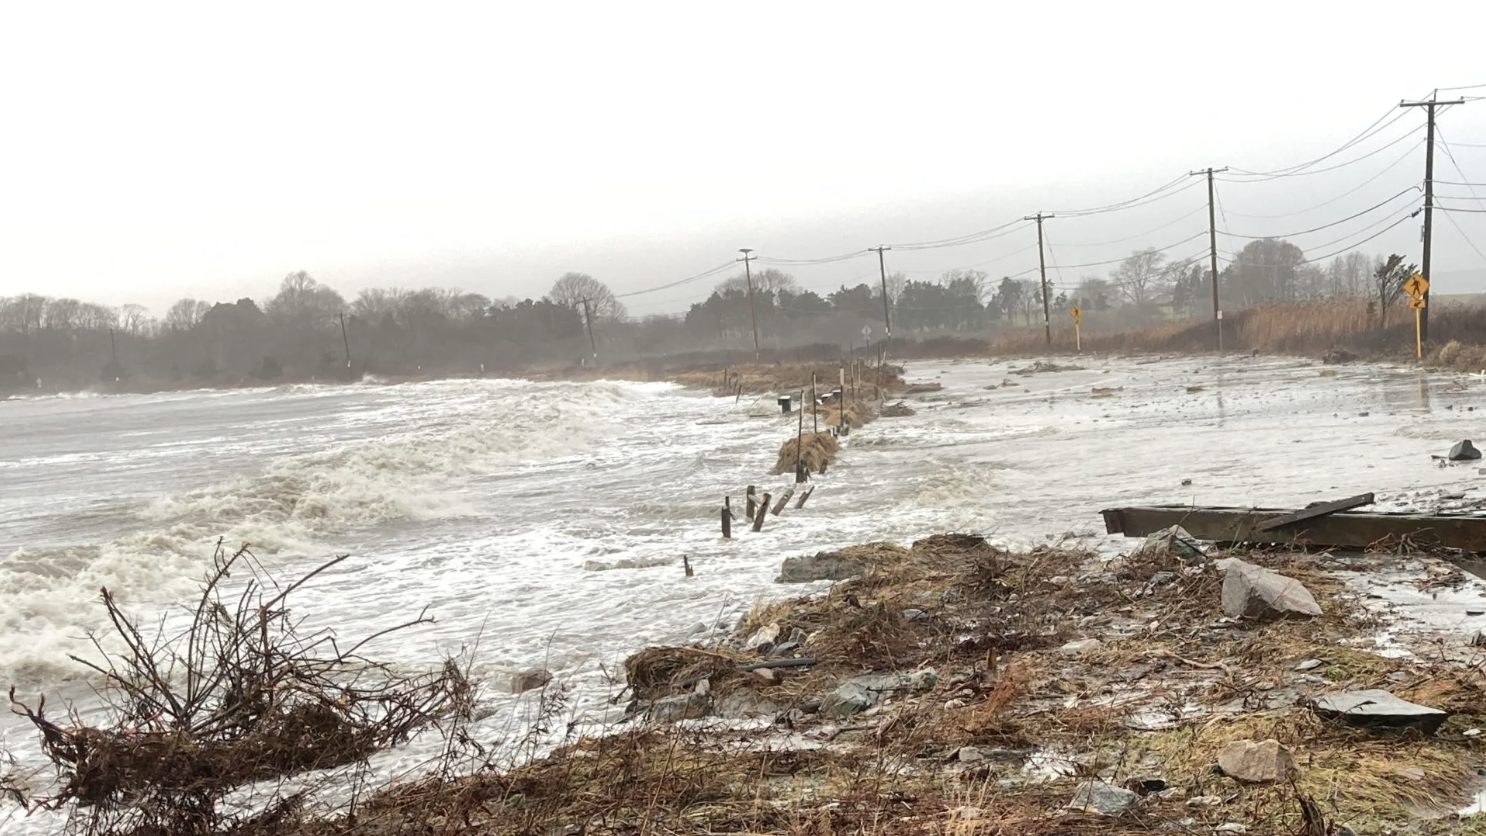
[1405,273,1429,360]
[1070,306,1083,352]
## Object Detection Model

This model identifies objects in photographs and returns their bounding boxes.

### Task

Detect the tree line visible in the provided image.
[0,238,1420,392]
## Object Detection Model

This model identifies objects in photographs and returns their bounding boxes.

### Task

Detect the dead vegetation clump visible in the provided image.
[815,399,874,429]
[880,401,916,417]
[1011,360,1085,375]
[770,432,840,475]
[674,363,907,398]
[7,541,473,836]
[901,381,943,394]
[1433,339,1486,373]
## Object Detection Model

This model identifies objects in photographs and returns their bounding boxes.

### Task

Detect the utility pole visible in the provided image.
[1189,167,1229,352]
[739,248,760,361]
[869,246,892,339]
[338,312,352,374]
[1024,213,1053,346]
[580,298,598,364]
[1401,94,1465,343]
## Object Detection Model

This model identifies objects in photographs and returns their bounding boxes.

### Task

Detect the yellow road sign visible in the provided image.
[1071,306,1082,324]
[1408,295,1427,310]
[1404,273,1429,298]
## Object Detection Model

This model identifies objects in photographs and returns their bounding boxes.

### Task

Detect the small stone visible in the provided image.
[1067,781,1138,816]
[1465,728,1481,737]
[951,806,983,821]
[956,746,985,763]
[694,678,711,697]
[750,668,779,685]
[1148,571,1177,587]
[902,608,930,622]
[687,621,708,635]
[744,623,781,651]
[1215,824,1247,834]
[820,682,875,718]
[770,641,801,657]
[1295,659,1324,671]
[1186,795,1222,807]
[644,692,709,723]
[510,668,553,694]
[1217,739,1296,783]
[1060,638,1103,657]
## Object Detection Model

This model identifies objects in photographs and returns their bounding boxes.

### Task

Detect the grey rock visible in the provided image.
[902,608,930,622]
[1186,795,1222,807]
[1068,781,1138,816]
[788,627,809,645]
[510,668,553,694]
[1221,559,1322,620]
[1217,739,1296,783]
[1295,659,1324,672]
[744,623,780,651]
[1131,526,1206,563]
[644,692,710,723]
[956,746,985,763]
[1451,440,1482,461]
[777,553,870,583]
[770,641,801,657]
[1148,571,1177,587]
[1313,689,1447,734]
[714,688,784,719]
[1215,824,1247,834]
[820,682,875,718]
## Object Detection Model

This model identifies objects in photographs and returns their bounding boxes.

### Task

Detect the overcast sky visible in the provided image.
[3,2,1486,316]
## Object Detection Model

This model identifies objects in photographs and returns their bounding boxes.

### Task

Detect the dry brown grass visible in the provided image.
[771,432,840,475]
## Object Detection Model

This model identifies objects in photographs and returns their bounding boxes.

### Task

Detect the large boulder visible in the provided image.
[1217,739,1297,783]
[1313,690,1447,734]
[1130,526,1206,563]
[1450,440,1482,461]
[820,669,939,717]
[1220,559,1321,620]
[776,544,906,583]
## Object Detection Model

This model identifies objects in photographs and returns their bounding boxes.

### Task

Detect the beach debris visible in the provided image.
[1312,689,1448,734]
[902,382,943,394]
[1322,348,1357,364]
[1014,361,1085,376]
[1217,739,1296,783]
[821,669,939,718]
[880,401,916,417]
[821,681,875,718]
[1059,638,1103,657]
[1253,492,1375,532]
[1221,559,1322,620]
[776,543,907,583]
[1450,439,1482,461]
[714,688,783,719]
[1295,659,1324,672]
[1130,525,1206,563]
[1215,824,1248,834]
[644,692,710,723]
[510,668,553,694]
[1068,781,1138,816]
[772,432,839,475]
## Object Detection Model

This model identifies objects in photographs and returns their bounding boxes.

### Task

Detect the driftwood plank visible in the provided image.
[1254,492,1376,532]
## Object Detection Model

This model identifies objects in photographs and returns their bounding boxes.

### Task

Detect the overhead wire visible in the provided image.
[612,260,738,299]
[1219,139,1423,219]
[1302,209,1421,264]
[1223,123,1425,182]
[1222,186,1422,240]
[1432,126,1486,265]
[1223,106,1407,179]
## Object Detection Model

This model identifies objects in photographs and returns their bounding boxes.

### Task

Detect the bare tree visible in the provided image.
[549,272,627,321]
[1373,253,1417,330]
[1110,248,1168,307]
[714,269,798,297]
[164,298,211,331]
[118,304,153,335]
[266,271,345,328]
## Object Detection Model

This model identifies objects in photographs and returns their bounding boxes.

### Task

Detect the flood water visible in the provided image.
[3,355,1485,830]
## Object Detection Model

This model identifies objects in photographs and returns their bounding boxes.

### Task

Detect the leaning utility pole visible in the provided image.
[1189,167,1229,352]
[869,246,892,339]
[1400,94,1465,343]
[580,298,598,363]
[1024,213,1053,346]
[338,312,352,374]
[738,248,760,361]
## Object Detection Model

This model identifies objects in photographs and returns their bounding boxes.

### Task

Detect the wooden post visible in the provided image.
[811,373,818,435]
[722,497,732,539]
[683,555,694,577]
[771,489,794,516]
[753,494,771,531]
[746,486,757,519]
[795,389,806,483]
[796,486,815,509]
[819,460,828,475]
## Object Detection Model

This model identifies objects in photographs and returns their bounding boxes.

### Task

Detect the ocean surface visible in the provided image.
[1,356,1481,830]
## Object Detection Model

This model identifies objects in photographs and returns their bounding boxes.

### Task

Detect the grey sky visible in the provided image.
[3,1,1485,316]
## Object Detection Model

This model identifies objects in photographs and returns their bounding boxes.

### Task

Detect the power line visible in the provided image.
[1050,177,1202,218]
[1050,203,1208,247]
[1223,123,1425,181]
[612,261,737,299]
[1303,209,1422,264]
[1222,186,1421,240]
[1436,126,1486,213]
[1220,139,1423,219]
[1224,105,1407,179]
[898,243,1039,275]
